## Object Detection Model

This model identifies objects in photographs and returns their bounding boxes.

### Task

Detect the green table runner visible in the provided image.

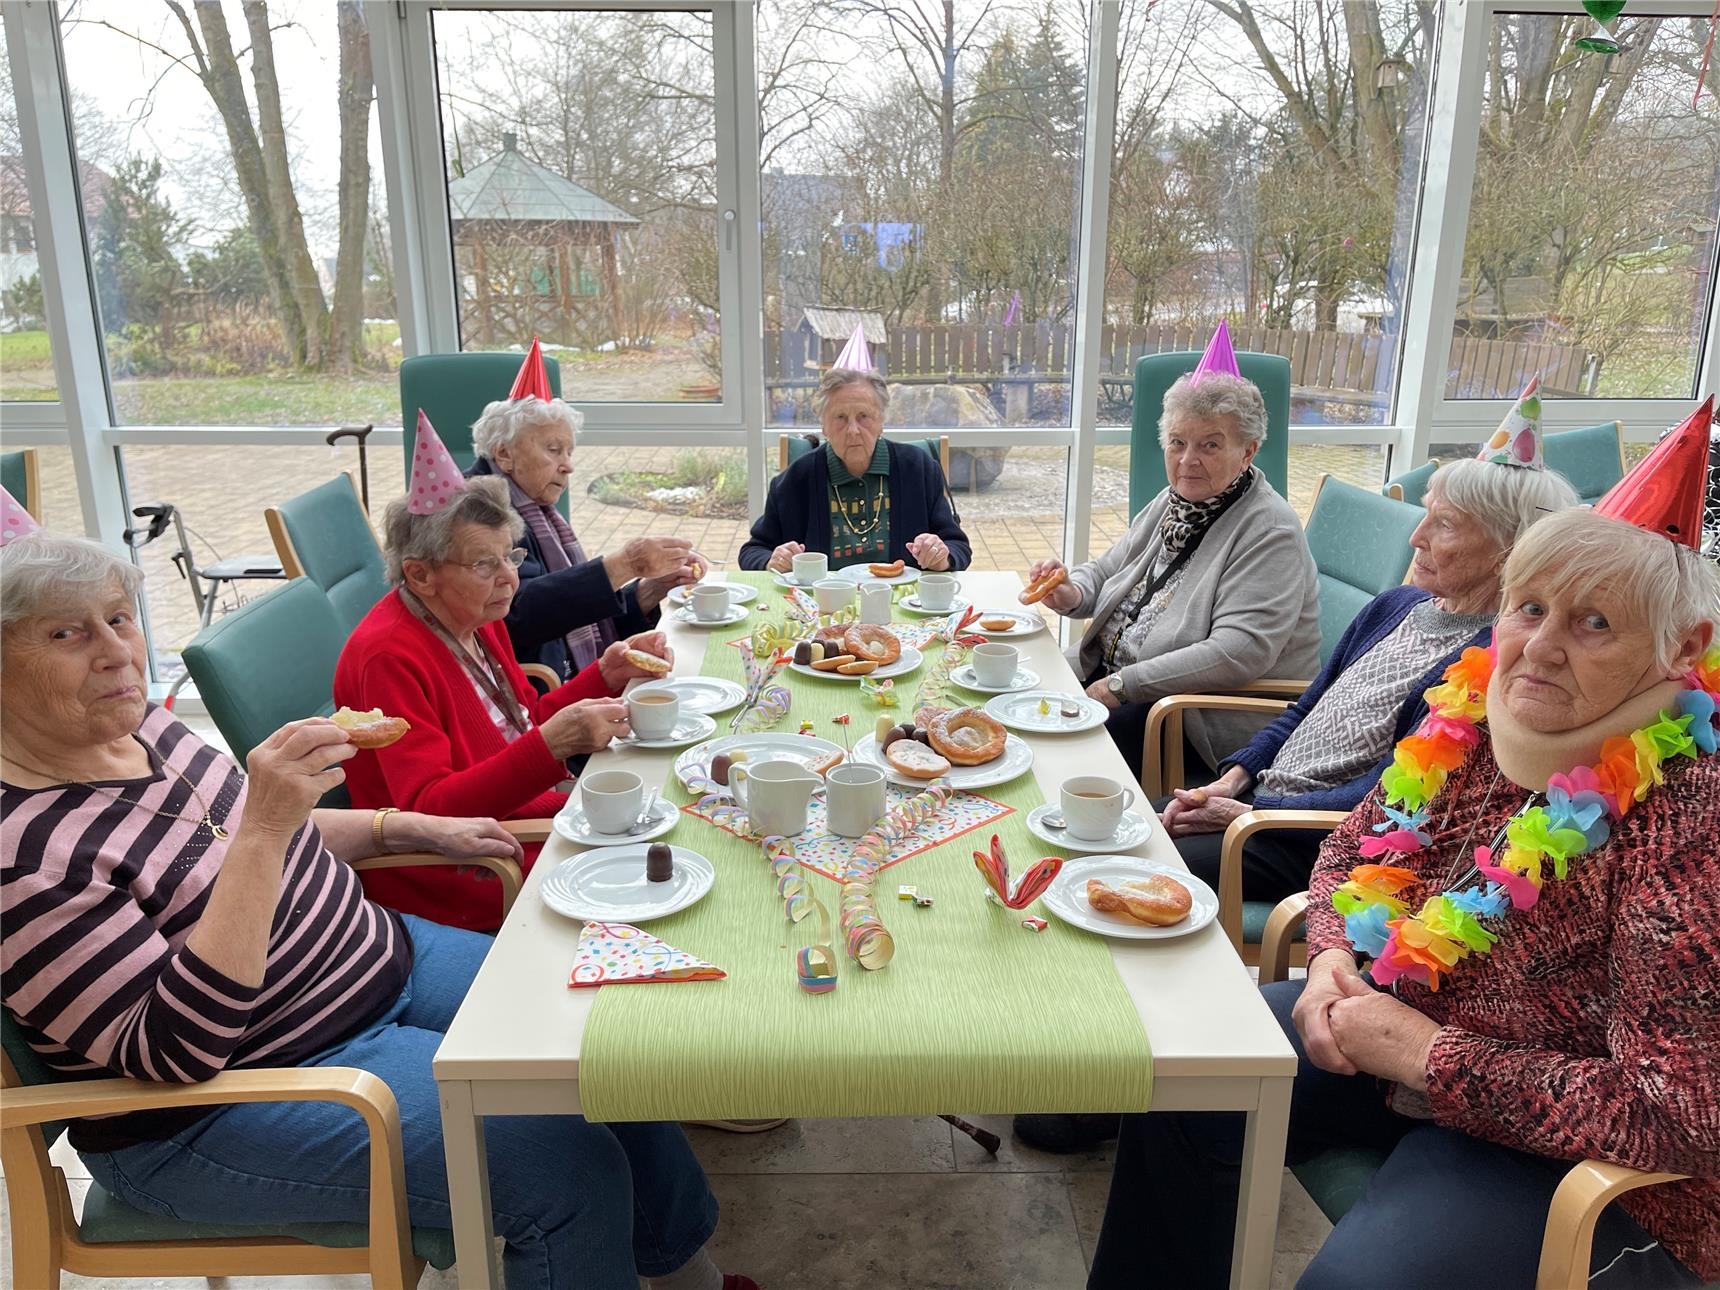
[579,573,1152,1121]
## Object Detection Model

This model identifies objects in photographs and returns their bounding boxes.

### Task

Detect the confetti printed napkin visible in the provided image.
[569,922,726,987]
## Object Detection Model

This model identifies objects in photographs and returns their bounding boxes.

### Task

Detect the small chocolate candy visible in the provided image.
[911,726,932,745]
[1021,916,1048,932]
[646,843,674,883]
[874,714,895,744]
[794,641,813,666]
[809,641,826,664]
[710,752,733,785]
[914,895,935,909]
[881,726,906,750]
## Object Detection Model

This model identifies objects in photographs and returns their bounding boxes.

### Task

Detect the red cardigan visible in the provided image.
[333,590,615,930]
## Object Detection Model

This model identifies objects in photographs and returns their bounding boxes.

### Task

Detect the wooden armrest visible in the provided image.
[1259,892,1311,985]
[1216,679,1309,700]
[1142,695,1295,797]
[521,663,560,692]
[1537,1161,1688,1289]
[352,851,523,917]
[1217,811,1347,955]
[503,818,554,843]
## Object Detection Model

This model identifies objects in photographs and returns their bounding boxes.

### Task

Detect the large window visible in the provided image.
[1449,10,1720,401]
[0,19,56,402]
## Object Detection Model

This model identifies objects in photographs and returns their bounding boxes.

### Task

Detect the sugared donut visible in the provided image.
[330,707,410,749]
[622,648,672,675]
[1086,875,1191,926]
[843,624,901,665]
[926,707,1008,766]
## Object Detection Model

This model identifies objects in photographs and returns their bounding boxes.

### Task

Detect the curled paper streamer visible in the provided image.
[765,836,839,990]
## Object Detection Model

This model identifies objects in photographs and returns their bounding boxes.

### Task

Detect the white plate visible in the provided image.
[553,797,680,847]
[540,845,715,923]
[969,611,1045,637]
[1039,856,1217,941]
[671,603,750,628]
[985,690,1108,734]
[790,644,923,682]
[675,731,845,790]
[649,676,746,716]
[1025,804,1155,853]
[835,563,920,586]
[899,594,970,616]
[851,731,1033,790]
[612,713,717,750]
[666,583,757,608]
[950,663,1040,694]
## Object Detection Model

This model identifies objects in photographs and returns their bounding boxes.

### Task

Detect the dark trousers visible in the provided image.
[1101,693,1217,787]
[1088,979,1698,1290]
[1150,790,1328,908]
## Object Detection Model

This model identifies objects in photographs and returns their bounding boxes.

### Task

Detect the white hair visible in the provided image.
[812,368,890,419]
[1,533,144,629]
[1426,458,1580,552]
[381,475,524,585]
[471,396,583,461]
[1503,508,1720,672]
[1159,372,1268,448]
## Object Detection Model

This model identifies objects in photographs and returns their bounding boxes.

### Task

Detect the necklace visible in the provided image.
[833,473,885,540]
[1332,643,1720,991]
[3,752,232,841]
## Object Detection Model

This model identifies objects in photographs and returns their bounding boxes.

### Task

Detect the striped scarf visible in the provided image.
[506,477,613,675]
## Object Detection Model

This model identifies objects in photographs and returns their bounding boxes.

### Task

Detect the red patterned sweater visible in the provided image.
[1307,744,1720,1279]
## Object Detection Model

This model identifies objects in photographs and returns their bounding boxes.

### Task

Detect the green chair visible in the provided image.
[399,351,565,517]
[1,446,41,519]
[1302,473,1425,667]
[1383,458,1438,505]
[1544,420,1625,504]
[265,472,391,637]
[1129,350,1292,515]
[1,1011,450,1288]
[778,433,951,479]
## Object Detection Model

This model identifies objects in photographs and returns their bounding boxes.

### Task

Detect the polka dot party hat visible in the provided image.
[1475,377,1546,470]
[407,409,467,515]
[0,486,40,545]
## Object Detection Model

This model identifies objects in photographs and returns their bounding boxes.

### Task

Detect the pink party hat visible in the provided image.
[508,336,553,402]
[0,486,40,545]
[832,321,875,374]
[407,410,466,515]
[1475,378,1545,470]
[1190,320,1241,384]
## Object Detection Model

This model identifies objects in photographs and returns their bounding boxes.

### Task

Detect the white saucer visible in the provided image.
[554,797,680,847]
[671,603,749,627]
[950,663,1040,694]
[899,594,970,616]
[540,845,715,922]
[667,583,757,608]
[1040,856,1217,941]
[649,676,746,716]
[985,691,1108,734]
[1025,804,1154,853]
[613,712,717,750]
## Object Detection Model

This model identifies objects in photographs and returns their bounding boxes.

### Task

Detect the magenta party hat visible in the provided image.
[1475,378,1546,470]
[0,486,40,545]
[1190,320,1240,384]
[832,321,875,374]
[407,410,466,515]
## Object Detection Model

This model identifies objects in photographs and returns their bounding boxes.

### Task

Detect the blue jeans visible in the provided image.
[1089,979,1699,1290]
[81,915,717,1290]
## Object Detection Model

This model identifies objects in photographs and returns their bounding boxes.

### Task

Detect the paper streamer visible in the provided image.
[765,835,838,992]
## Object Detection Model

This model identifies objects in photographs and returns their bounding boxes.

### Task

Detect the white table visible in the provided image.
[435,572,1295,1288]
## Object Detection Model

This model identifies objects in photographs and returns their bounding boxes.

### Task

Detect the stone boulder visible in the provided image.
[886,382,1009,491]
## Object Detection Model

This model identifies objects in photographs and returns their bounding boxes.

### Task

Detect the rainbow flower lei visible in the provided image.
[1333,643,1720,991]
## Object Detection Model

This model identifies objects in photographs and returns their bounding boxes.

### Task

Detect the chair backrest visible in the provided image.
[1,1010,71,1150]
[1303,474,1425,664]
[779,434,950,479]
[1130,351,1291,515]
[1383,458,1439,506]
[266,473,390,638]
[1543,420,1625,504]
[399,351,566,517]
[1,447,41,519]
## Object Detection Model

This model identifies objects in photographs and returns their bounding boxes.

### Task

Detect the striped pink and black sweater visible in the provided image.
[1307,744,1720,1280]
[1,706,411,1151]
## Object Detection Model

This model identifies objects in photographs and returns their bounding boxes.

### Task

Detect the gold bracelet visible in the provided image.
[372,807,400,854]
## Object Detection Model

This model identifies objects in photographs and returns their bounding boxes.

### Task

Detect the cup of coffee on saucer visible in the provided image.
[690,585,731,622]
[790,551,828,586]
[1061,775,1136,842]
[917,573,958,611]
[582,769,644,834]
[627,685,680,740]
[970,642,1019,688]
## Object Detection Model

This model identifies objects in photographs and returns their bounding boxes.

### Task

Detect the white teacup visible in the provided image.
[825,763,887,838]
[691,585,731,622]
[917,572,958,610]
[1062,775,1136,842]
[582,769,644,834]
[970,642,1019,688]
[791,551,829,585]
[627,685,680,740]
[813,578,855,616]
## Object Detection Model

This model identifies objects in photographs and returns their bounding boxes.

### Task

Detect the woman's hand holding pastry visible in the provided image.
[1023,560,1080,612]
[599,633,673,689]
[387,813,525,863]
[608,537,694,587]
[1293,949,1366,1076]
[1327,981,1442,1092]
[907,533,951,571]
[542,699,631,758]
[245,719,357,838]
[768,541,806,573]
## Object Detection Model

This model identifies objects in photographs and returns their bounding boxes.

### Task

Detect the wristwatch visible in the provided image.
[1106,673,1126,699]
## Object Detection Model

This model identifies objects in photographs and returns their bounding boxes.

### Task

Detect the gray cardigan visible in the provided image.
[1066,467,1322,770]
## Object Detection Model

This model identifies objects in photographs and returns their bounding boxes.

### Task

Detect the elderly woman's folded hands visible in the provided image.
[1293,949,1441,1090]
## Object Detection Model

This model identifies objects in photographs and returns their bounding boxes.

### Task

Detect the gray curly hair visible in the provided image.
[381,475,524,585]
[471,395,583,461]
[1,532,145,629]
[812,368,890,420]
[1158,372,1268,448]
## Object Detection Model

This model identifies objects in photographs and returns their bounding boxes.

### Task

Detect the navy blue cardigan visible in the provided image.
[738,441,971,572]
[1219,585,1493,814]
[467,458,655,680]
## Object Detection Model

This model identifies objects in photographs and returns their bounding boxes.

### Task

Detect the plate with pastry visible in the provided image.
[789,640,923,682]
[1040,856,1217,941]
[851,711,1032,790]
[665,582,757,609]
[969,610,1045,638]
[674,731,846,791]
[330,706,411,749]
[540,845,715,923]
[835,560,920,586]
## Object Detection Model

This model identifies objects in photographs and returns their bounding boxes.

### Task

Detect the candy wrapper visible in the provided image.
[860,676,899,708]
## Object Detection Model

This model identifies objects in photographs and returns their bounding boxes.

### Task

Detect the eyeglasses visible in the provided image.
[444,548,527,579]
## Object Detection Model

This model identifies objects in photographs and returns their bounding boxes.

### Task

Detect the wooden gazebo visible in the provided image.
[448,133,639,345]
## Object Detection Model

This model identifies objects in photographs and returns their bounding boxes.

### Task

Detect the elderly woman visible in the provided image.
[1088,507,1720,1290]
[1028,369,1320,781]
[466,395,698,682]
[334,475,671,931]
[739,367,971,573]
[0,532,748,1290]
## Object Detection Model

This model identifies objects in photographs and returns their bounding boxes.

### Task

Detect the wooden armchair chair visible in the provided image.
[1255,897,1690,1289]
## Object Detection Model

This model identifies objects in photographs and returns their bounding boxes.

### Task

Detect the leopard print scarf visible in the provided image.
[1159,467,1254,564]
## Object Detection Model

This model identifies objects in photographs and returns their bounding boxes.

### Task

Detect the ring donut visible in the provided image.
[842,624,901,665]
[869,559,905,577]
[1019,567,1067,606]
[331,707,410,749]
[1086,875,1191,926]
[926,707,1008,766]
[622,648,672,675]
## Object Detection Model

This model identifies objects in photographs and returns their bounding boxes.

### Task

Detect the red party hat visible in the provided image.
[407,410,467,516]
[508,337,553,401]
[1593,396,1712,548]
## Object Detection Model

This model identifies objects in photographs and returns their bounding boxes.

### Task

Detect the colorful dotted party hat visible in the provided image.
[1189,320,1241,385]
[508,336,554,402]
[407,410,467,516]
[0,486,40,546]
[1475,378,1546,470]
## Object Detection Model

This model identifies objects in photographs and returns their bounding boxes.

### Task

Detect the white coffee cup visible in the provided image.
[825,763,887,838]
[582,769,644,834]
[791,551,828,585]
[858,580,893,625]
[970,642,1019,688]
[813,578,855,616]
[626,685,681,740]
[1061,775,1136,842]
[917,572,958,610]
[691,585,731,622]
